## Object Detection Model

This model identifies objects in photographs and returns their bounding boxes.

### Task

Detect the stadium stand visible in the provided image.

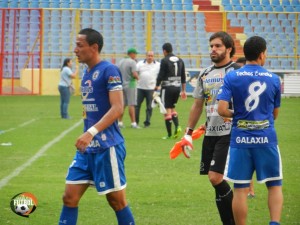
[0,0,298,82]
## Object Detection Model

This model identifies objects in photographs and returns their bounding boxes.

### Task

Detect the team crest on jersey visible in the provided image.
[92,71,99,80]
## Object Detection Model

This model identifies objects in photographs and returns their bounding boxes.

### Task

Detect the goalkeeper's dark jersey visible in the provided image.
[156,53,186,88]
[193,61,240,136]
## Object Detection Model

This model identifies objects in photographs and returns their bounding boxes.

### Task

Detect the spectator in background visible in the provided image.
[135,51,160,128]
[58,58,78,119]
[181,31,239,225]
[217,35,283,225]
[117,48,140,128]
[236,56,255,198]
[155,43,187,139]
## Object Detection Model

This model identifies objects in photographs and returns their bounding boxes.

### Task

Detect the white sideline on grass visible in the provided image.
[0,118,37,135]
[0,120,82,190]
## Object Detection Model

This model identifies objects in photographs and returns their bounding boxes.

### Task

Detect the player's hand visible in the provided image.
[75,132,93,153]
[153,90,160,99]
[180,91,187,100]
[181,135,193,158]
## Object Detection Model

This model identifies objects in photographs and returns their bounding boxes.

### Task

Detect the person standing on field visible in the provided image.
[135,50,160,128]
[155,43,187,139]
[58,28,135,225]
[181,31,240,225]
[58,58,78,119]
[117,48,140,129]
[217,35,283,225]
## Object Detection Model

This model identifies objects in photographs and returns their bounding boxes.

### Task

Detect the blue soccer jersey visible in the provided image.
[217,64,281,148]
[81,61,124,153]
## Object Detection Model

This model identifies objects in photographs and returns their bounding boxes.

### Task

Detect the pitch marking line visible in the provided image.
[0,118,38,135]
[0,119,82,190]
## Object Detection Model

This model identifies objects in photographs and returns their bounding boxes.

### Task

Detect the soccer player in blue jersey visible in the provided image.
[217,36,283,225]
[58,28,135,225]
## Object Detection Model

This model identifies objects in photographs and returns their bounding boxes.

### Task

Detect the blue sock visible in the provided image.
[58,205,78,225]
[115,205,135,225]
[269,222,280,225]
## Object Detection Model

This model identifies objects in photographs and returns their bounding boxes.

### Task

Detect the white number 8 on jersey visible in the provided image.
[245,81,267,112]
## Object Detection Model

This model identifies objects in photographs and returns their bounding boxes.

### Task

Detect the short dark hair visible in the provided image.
[209,31,236,58]
[162,43,173,53]
[236,57,246,64]
[243,36,266,61]
[78,28,103,53]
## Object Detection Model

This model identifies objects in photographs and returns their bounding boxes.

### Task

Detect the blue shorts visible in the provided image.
[224,146,283,184]
[66,143,127,195]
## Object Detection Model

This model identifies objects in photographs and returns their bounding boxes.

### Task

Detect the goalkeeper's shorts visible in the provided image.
[66,143,127,195]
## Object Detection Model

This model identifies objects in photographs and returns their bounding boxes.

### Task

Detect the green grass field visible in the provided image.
[0,95,299,225]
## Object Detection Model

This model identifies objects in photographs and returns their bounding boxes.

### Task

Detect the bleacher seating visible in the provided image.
[0,0,298,79]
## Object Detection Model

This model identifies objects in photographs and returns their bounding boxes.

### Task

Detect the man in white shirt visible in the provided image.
[135,51,160,128]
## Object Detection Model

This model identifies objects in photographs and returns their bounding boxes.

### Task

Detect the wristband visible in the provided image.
[87,126,98,137]
[185,127,193,136]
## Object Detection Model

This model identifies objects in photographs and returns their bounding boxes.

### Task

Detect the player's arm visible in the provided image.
[155,59,166,89]
[187,98,205,129]
[93,90,124,131]
[181,98,204,158]
[273,107,279,120]
[75,90,124,152]
[217,100,233,118]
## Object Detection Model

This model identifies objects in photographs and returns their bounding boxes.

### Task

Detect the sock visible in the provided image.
[58,205,78,225]
[270,222,280,225]
[214,180,235,225]
[115,205,135,225]
[165,118,172,137]
[171,112,179,129]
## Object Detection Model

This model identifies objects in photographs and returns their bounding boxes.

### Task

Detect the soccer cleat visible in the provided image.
[131,125,141,129]
[118,124,125,128]
[173,126,182,139]
[162,136,171,140]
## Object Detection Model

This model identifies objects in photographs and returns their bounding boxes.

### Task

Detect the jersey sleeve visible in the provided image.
[105,65,123,91]
[217,73,232,102]
[274,74,281,108]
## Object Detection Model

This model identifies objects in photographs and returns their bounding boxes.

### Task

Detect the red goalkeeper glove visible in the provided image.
[181,134,193,158]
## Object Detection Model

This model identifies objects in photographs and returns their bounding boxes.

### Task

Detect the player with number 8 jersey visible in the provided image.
[217,56,281,148]
[217,35,283,225]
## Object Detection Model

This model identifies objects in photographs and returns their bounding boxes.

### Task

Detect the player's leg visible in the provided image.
[59,152,91,225]
[106,190,135,225]
[135,88,144,126]
[232,184,249,225]
[248,180,255,197]
[169,87,181,138]
[96,144,135,225]
[59,184,89,225]
[144,89,154,127]
[254,146,283,224]
[209,135,235,225]
[161,87,173,138]
[225,147,254,225]
[128,88,138,128]
[267,182,283,224]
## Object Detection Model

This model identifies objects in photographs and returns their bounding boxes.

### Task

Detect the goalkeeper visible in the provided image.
[181,32,240,225]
